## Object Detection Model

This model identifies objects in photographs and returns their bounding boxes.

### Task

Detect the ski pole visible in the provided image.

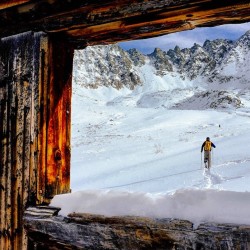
[211,148,213,168]
[201,152,202,170]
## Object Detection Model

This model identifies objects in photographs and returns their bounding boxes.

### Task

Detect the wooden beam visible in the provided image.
[0,0,249,48]
[71,1,250,45]
[0,0,32,10]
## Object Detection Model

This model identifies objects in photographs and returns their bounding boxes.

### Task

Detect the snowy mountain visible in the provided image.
[208,30,250,86]
[73,30,250,110]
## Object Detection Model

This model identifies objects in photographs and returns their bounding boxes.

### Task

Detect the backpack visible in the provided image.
[204,141,211,151]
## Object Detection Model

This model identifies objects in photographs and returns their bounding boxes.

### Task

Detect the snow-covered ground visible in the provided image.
[51,43,250,226]
[70,86,250,194]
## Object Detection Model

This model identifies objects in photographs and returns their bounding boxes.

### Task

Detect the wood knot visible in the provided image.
[54,149,62,161]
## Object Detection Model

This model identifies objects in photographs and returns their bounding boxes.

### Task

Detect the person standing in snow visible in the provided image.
[201,137,216,169]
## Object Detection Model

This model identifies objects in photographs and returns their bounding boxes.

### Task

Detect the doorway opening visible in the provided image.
[71,23,250,194]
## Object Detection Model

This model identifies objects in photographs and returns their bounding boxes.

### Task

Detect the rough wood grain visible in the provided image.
[0,32,73,250]
[0,0,249,48]
[0,0,31,10]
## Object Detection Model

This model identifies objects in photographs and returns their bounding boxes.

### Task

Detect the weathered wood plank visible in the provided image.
[0,76,8,250]
[0,1,31,10]
[0,32,73,250]
[0,0,249,47]
[45,37,73,199]
[37,36,48,205]
[0,32,33,250]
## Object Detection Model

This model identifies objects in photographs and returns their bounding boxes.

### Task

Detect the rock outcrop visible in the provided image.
[24,207,250,250]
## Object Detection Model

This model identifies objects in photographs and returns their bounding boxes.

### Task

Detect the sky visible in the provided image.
[119,22,250,54]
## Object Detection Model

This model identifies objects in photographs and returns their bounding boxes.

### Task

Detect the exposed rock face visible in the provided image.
[208,31,250,85]
[149,48,173,76]
[171,90,243,110]
[73,45,142,90]
[127,48,146,67]
[24,208,250,250]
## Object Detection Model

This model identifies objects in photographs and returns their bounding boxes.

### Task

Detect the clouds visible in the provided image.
[119,22,250,54]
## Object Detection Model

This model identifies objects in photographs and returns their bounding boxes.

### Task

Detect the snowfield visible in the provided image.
[51,38,250,226]
[69,83,250,194]
[51,83,250,225]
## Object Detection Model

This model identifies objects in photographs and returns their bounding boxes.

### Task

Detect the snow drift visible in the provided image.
[51,188,250,227]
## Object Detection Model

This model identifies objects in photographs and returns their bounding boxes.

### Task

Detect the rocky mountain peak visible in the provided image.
[73,44,142,90]
[149,47,173,74]
[127,48,146,66]
[191,43,202,52]
[150,47,165,56]
[203,39,233,59]
[174,45,181,53]
[234,30,250,50]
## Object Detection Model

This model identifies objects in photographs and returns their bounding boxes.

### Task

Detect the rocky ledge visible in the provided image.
[24,206,250,250]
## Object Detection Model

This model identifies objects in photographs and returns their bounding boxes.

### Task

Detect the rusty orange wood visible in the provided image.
[44,37,73,199]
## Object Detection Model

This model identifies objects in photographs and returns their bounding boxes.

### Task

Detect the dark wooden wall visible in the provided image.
[0,32,73,250]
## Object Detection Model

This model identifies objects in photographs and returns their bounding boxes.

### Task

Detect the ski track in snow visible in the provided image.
[101,157,248,191]
[102,168,202,189]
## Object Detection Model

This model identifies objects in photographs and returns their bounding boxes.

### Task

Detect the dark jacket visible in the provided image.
[201,141,216,152]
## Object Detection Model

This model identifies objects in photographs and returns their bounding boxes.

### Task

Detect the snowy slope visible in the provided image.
[71,86,250,193]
